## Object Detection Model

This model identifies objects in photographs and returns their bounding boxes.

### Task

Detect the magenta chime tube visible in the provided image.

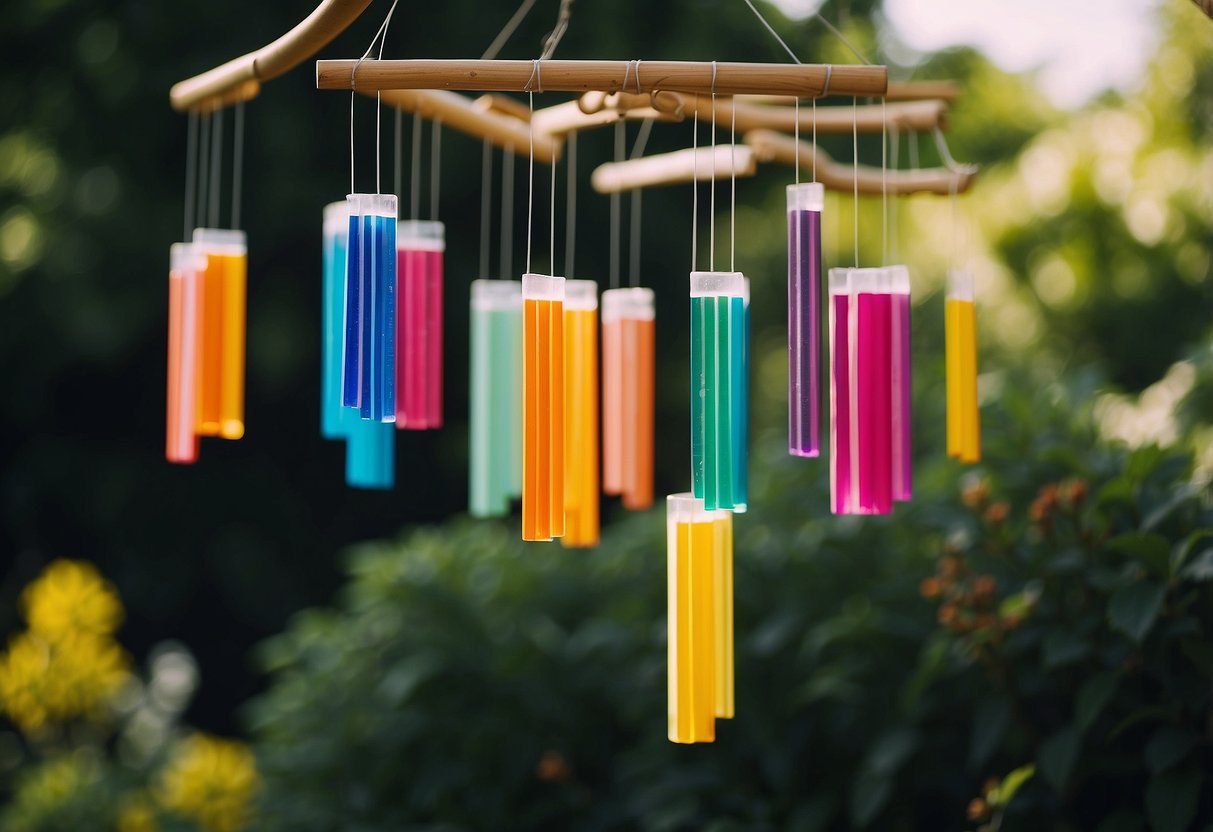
[888,265,912,501]
[852,268,893,515]
[828,268,853,514]
[787,183,823,457]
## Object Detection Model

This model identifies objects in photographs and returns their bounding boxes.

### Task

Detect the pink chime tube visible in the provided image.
[828,269,853,514]
[166,243,204,464]
[889,265,912,501]
[395,220,445,429]
[853,268,893,515]
[787,183,823,457]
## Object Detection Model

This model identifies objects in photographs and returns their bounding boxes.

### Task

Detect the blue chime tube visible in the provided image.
[342,193,397,423]
[469,279,523,517]
[690,270,745,512]
[322,201,350,439]
[345,416,396,489]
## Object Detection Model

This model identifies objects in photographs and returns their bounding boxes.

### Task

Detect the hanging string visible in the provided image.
[610,120,623,289]
[208,107,223,229]
[550,124,557,274]
[231,100,245,230]
[890,125,900,263]
[481,0,538,59]
[394,108,403,199]
[730,97,736,273]
[709,61,717,272]
[628,118,653,288]
[501,146,514,279]
[909,130,919,171]
[410,114,422,220]
[431,119,442,220]
[524,60,540,276]
[691,99,699,272]
[183,110,198,239]
[197,111,210,228]
[565,131,577,280]
[852,96,859,268]
[881,99,887,265]
[348,0,402,195]
[480,139,492,281]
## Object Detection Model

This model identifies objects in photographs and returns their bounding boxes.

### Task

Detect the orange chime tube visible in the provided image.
[522,274,566,542]
[601,288,656,510]
[945,270,980,463]
[166,243,205,463]
[193,228,247,440]
[562,280,599,548]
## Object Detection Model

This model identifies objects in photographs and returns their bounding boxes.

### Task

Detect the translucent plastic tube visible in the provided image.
[853,268,893,515]
[602,288,656,510]
[691,271,745,512]
[787,182,823,458]
[667,492,718,744]
[829,269,854,514]
[342,194,397,423]
[946,270,981,463]
[396,220,445,429]
[193,228,247,440]
[469,280,523,517]
[321,202,349,440]
[889,265,913,500]
[712,508,734,719]
[562,280,599,548]
[732,279,750,513]
[522,274,565,541]
[166,243,205,464]
[345,417,395,489]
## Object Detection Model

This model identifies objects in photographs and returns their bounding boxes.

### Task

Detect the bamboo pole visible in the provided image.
[316,59,887,97]
[687,96,947,134]
[591,146,757,193]
[171,0,373,111]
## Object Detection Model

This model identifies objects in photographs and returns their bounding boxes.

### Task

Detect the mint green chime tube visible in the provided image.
[691,271,746,512]
[469,279,523,517]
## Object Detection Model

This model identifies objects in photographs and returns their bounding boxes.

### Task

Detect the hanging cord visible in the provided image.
[949,168,958,274]
[815,66,832,182]
[501,146,514,278]
[410,114,422,219]
[539,0,574,60]
[394,108,403,198]
[564,131,577,279]
[628,117,653,288]
[709,61,717,272]
[691,97,699,272]
[197,111,210,228]
[431,119,442,220]
[208,107,223,229]
[479,139,493,281]
[549,122,557,273]
[889,124,900,263]
[730,97,736,273]
[183,110,198,239]
[348,0,402,195]
[524,60,540,275]
[852,95,858,267]
[881,99,887,265]
[610,119,623,288]
[481,0,538,59]
[231,100,245,229]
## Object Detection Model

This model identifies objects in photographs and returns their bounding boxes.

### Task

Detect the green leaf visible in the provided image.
[1145,726,1197,774]
[1075,672,1118,732]
[1108,581,1168,643]
[989,763,1035,808]
[1108,533,1171,577]
[1141,486,1196,532]
[1180,548,1213,583]
[1039,726,1081,792]
[849,770,893,829]
[1043,630,1091,668]
[864,729,918,777]
[1097,477,1136,508]
[1171,530,1213,576]
[969,697,1011,767]
[1145,770,1202,832]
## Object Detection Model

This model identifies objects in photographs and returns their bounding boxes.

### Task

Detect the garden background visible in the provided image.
[1,0,1211,829]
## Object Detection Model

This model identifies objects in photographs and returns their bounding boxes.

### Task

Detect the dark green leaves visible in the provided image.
[1108,581,1168,643]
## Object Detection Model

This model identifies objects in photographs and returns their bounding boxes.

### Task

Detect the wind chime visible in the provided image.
[166,0,980,747]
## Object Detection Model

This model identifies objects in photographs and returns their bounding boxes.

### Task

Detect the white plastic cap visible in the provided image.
[192,228,247,255]
[886,264,911,295]
[564,279,599,311]
[169,242,206,275]
[787,182,825,212]
[323,201,349,236]
[947,269,975,301]
[522,273,565,301]
[347,193,398,219]
[828,267,851,295]
[689,271,745,298]
[666,492,716,525]
[601,287,655,322]
[741,276,750,305]
[850,267,889,294]
[397,219,445,251]
[471,279,522,311]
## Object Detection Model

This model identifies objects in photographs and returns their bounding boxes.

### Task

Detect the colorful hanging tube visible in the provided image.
[889,265,913,500]
[166,243,205,464]
[787,182,823,458]
[691,271,745,512]
[322,201,395,490]
[342,194,397,423]
[946,270,981,463]
[193,227,247,440]
[396,220,445,429]
[667,492,734,744]
[829,267,894,515]
[522,273,565,542]
[733,279,750,513]
[469,279,523,517]
[602,288,656,511]
[562,280,599,548]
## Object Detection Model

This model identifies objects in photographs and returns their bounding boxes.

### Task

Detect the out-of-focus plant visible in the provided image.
[0,560,260,832]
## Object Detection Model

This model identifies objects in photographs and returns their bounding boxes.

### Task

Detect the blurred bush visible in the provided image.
[248,367,1211,831]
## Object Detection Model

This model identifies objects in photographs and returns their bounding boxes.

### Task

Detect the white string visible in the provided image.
[501,146,514,279]
[691,100,699,272]
[231,100,244,229]
[730,97,736,273]
[550,124,556,274]
[881,99,887,265]
[852,96,859,267]
[565,131,577,279]
[198,111,209,226]
[709,61,717,272]
[479,138,492,281]
[208,107,222,229]
[348,0,401,195]
[629,118,653,288]
[890,125,900,263]
[431,119,442,220]
[183,109,197,239]
[610,120,623,288]
[410,114,422,219]
[393,108,402,198]
[525,60,539,275]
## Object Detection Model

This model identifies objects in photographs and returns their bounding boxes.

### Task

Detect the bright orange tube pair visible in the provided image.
[602,288,655,510]
[522,274,565,541]
[562,281,599,548]
[194,228,247,441]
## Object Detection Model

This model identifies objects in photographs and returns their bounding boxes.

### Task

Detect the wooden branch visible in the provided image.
[745,129,978,195]
[171,0,373,111]
[316,59,888,97]
[687,96,948,134]
[591,146,756,193]
[1192,0,1213,18]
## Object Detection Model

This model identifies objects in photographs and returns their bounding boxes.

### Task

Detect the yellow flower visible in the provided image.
[118,793,158,832]
[159,734,260,832]
[22,559,124,640]
[0,630,130,733]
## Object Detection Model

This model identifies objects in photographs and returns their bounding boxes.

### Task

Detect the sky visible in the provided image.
[768,0,1163,108]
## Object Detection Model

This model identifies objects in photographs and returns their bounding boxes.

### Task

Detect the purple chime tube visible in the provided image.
[787,183,823,457]
[888,265,912,501]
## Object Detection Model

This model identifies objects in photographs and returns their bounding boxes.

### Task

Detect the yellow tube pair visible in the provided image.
[562,281,599,548]
[194,228,247,441]
[945,270,980,463]
[667,493,734,744]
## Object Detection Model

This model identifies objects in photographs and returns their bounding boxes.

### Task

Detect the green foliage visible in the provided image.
[248,372,1212,830]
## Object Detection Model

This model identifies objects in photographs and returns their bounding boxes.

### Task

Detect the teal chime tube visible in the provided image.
[731,278,750,513]
[469,279,523,517]
[322,200,395,490]
[691,271,745,512]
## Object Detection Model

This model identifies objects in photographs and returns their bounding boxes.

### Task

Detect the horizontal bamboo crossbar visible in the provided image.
[171,0,372,111]
[591,146,757,193]
[687,96,948,134]
[316,59,888,97]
